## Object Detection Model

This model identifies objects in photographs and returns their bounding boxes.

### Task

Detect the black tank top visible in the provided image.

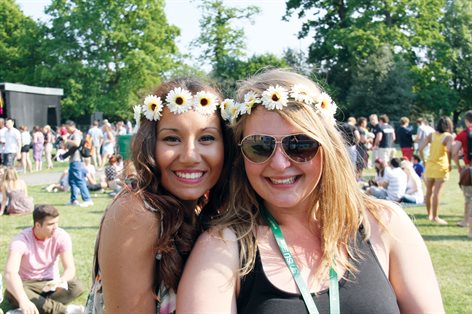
[237,229,400,314]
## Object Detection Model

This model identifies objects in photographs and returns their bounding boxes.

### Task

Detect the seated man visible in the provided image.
[366,157,407,202]
[3,205,85,314]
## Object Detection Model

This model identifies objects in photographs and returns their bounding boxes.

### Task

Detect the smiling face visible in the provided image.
[242,107,323,213]
[155,107,224,202]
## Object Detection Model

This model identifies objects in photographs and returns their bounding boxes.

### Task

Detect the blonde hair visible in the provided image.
[212,68,388,280]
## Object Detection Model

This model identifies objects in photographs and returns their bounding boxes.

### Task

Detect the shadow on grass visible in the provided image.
[89,210,106,215]
[422,235,471,241]
[62,225,100,230]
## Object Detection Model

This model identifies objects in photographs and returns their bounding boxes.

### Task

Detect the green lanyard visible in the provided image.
[261,207,340,314]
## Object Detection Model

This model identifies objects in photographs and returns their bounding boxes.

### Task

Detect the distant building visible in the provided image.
[0,82,62,128]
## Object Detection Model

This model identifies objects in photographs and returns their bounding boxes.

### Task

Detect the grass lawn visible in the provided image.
[0,167,471,312]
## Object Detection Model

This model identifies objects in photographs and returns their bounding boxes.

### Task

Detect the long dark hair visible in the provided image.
[129,77,233,292]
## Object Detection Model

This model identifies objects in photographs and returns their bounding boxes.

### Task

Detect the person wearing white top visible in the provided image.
[3,118,21,167]
[400,160,424,204]
[19,126,33,173]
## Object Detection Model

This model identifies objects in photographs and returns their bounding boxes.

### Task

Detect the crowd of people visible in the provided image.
[2,68,471,314]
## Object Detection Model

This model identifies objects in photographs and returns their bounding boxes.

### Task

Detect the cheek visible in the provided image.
[208,142,225,177]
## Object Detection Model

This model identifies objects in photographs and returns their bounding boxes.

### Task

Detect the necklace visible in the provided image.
[261,206,340,314]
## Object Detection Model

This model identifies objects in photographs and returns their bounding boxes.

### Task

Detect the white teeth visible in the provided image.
[175,172,204,179]
[270,177,296,184]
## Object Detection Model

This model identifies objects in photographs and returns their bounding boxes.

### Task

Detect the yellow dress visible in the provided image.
[424,132,451,180]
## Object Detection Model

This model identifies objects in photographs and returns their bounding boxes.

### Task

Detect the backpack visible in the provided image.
[80,134,94,158]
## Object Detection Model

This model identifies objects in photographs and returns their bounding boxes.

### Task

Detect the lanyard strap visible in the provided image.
[261,207,340,314]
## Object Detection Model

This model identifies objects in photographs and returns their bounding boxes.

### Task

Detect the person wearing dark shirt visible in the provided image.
[396,116,414,161]
[412,154,425,178]
[374,114,395,163]
[339,117,360,168]
[177,69,444,313]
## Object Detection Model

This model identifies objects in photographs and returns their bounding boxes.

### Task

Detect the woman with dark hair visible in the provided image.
[419,116,454,224]
[85,77,233,313]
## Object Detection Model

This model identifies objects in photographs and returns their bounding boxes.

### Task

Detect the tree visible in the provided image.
[41,0,180,120]
[284,0,445,109]
[0,0,42,84]
[347,45,414,120]
[440,0,472,123]
[193,0,260,74]
[213,54,288,97]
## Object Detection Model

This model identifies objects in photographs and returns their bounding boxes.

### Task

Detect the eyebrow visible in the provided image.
[158,127,220,134]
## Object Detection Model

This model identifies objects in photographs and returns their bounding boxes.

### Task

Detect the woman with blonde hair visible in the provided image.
[0,167,34,215]
[100,123,115,165]
[178,69,444,313]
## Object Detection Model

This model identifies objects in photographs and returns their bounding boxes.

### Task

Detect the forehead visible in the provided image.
[157,108,221,132]
[41,216,59,225]
[243,107,302,136]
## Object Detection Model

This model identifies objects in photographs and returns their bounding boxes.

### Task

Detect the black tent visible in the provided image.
[0,82,62,129]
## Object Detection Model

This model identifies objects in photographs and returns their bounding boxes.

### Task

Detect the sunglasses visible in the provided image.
[239,134,321,164]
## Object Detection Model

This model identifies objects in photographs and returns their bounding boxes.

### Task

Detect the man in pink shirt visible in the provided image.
[3,205,84,314]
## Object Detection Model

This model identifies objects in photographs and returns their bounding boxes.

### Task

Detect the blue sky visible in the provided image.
[15,0,310,57]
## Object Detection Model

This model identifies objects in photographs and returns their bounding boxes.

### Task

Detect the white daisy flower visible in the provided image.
[290,84,314,105]
[228,101,241,124]
[315,92,337,119]
[165,87,193,114]
[220,99,235,121]
[240,91,260,115]
[193,91,218,115]
[261,85,288,110]
[143,95,163,121]
[133,105,142,133]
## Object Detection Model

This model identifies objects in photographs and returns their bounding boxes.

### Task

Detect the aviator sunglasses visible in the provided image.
[239,134,321,164]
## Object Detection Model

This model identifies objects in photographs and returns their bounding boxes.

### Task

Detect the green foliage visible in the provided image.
[285,0,448,117]
[347,45,414,120]
[0,0,42,84]
[212,54,288,98]
[39,0,180,120]
[193,0,260,73]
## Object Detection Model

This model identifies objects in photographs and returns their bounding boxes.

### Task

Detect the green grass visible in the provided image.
[1,168,471,313]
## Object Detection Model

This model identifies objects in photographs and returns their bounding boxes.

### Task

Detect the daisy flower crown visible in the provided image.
[133,87,220,129]
[220,84,337,124]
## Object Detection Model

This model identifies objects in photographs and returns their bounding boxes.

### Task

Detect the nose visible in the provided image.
[268,143,291,170]
[180,140,201,163]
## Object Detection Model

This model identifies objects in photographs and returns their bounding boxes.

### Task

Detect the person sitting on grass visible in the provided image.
[412,154,424,178]
[3,205,85,314]
[0,168,33,216]
[366,157,407,202]
[43,169,70,193]
[400,159,424,204]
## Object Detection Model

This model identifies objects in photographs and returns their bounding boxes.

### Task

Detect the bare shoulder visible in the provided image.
[194,227,239,253]
[368,202,417,239]
[101,192,159,234]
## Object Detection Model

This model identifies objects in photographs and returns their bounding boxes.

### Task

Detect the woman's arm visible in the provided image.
[385,205,445,313]
[418,133,432,162]
[1,184,8,213]
[98,194,159,313]
[177,228,239,313]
